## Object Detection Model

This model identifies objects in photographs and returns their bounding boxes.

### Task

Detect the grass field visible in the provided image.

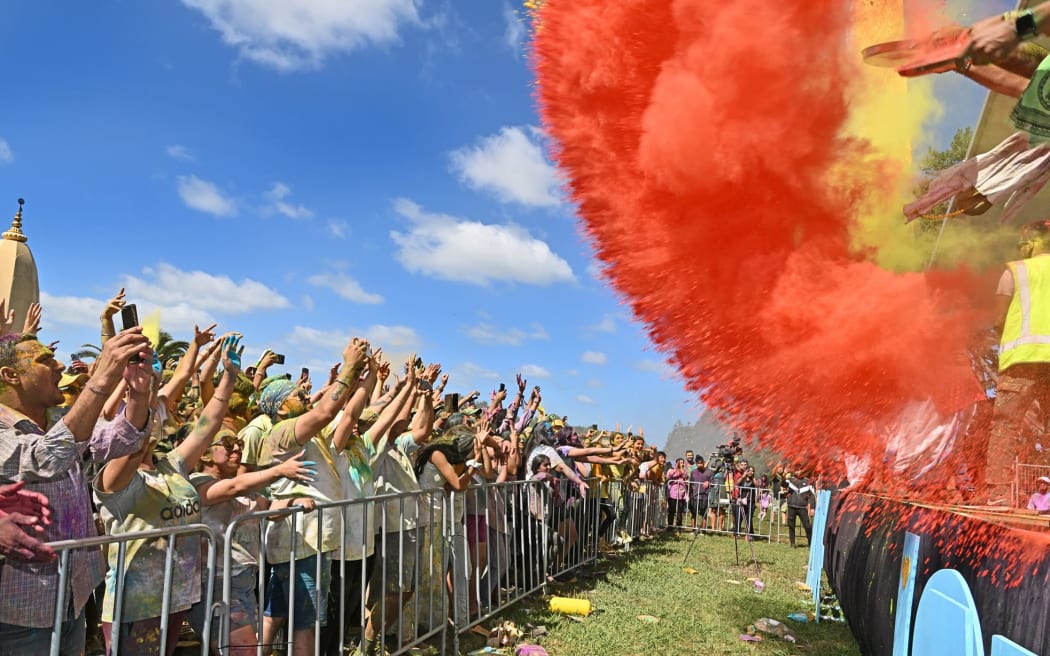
[457,531,862,656]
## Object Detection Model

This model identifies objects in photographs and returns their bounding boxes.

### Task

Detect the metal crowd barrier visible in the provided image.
[451,479,550,655]
[46,523,218,656]
[1015,462,1050,508]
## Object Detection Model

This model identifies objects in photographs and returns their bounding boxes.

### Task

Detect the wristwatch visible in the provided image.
[1016,10,1039,41]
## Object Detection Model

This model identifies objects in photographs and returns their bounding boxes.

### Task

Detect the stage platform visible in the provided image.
[824,492,1050,655]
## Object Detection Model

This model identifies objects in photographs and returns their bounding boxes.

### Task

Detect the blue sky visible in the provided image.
[0,0,1012,447]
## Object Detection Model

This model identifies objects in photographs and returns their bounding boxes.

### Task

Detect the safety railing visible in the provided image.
[42,474,791,656]
[45,523,218,656]
[1015,462,1050,509]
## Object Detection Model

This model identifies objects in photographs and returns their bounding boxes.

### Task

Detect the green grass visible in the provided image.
[456,531,861,656]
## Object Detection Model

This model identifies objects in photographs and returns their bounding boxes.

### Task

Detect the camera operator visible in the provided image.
[782,469,816,548]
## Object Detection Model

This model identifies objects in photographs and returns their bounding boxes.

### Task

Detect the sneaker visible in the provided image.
[176,620,201,648]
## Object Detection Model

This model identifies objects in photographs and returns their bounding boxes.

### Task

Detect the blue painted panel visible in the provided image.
[913,569,984,656]
[990,635,1037,656]
[892,532,921,656]
[806,490,832,620]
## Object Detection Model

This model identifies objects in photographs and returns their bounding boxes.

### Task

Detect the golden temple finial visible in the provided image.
[3,199,27,243]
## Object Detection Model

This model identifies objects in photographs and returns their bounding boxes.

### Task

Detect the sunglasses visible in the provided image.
[211,438,244,451]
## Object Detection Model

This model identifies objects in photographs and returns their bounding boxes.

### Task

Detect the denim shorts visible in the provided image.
[190,567,260,636]
[265,554,331,630]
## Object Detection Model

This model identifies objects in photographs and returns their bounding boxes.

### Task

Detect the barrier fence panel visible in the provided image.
[45,523,218,656]
[1016,463,1050,508]
[452,480,551,653]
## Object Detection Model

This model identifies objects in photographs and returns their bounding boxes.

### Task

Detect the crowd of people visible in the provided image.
[0,291,792,656]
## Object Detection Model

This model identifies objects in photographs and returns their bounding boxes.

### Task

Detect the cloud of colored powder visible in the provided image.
[533,0,1002,483]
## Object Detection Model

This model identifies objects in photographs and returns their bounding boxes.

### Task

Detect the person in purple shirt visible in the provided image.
[0,329,152,656]
[1028,476,1050,513]
[689,458,714,531]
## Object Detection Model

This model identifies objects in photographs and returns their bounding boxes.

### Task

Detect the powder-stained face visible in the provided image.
[7,340,65,409]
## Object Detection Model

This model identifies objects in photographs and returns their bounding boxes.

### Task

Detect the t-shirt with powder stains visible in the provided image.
[94,449,202,623]
[264,417,341,563]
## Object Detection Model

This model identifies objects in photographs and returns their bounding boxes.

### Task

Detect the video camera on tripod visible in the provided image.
[713,436,742,468]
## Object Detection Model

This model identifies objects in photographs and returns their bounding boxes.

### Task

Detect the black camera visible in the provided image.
[716,436,742,463]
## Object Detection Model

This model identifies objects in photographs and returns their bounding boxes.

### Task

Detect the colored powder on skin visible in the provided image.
[532,0,1001,493]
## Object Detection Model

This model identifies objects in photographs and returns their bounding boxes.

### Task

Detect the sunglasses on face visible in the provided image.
[211,438,244,451]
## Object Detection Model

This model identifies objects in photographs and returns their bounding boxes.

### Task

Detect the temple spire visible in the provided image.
[2,198,27,243]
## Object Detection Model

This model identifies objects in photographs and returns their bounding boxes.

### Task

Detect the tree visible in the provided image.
[912,126,973,230]
[155,331,189,362]
[70,344,101,361]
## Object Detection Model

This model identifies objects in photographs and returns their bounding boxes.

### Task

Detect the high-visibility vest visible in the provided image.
[1000,255,1050,371]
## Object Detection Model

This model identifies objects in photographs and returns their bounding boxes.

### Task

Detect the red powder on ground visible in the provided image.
[533,0,995,486]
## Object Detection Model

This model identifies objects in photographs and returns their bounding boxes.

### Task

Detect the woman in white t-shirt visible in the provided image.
[188,427,314,655]
[94,335,242,656]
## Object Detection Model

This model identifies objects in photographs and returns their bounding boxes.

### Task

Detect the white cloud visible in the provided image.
[176,175,237,217]
[450,126,560,207]
[288,324,422,359]
[264,182,313,220]
[307,271,383,304]
[581,351,607,365]
[587,314,616,333]
[390,199,574,286]
[586,378,603,389]
[458,361,500,381]
[565,369,579,377]
[466,321,548,346]
[0,138,14,164]
[502,4,525,51]
[576,394,596,405]
[40,291,218,336]
[327,218,349,239]
[180,0,421,72]
[635,359,675,377]
[301,294,315,311]
[520,364,550,378]
[165,144,195,161]
[122,262,289,314]
[39,292,108,328]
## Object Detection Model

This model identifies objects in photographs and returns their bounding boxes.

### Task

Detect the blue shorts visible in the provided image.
[190,567,260,637]
[265,554,331,630]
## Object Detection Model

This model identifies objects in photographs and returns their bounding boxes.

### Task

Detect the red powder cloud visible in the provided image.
[533,0,996,483]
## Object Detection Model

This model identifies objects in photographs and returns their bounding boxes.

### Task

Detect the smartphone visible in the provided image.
[591,424,598,431]
[301,367,309,380]
[273,353,286,365]
[444,393,460,414]
[120,304,139,330]
[499,382,506,392]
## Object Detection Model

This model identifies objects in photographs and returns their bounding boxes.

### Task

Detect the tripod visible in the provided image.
[682,462,760,575]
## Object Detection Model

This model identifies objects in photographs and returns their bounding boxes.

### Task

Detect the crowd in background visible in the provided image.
[0,291,798,656]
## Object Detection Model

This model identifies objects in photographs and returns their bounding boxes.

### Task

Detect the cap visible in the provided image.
[1038,476,1050,484]
[58,372,88,390]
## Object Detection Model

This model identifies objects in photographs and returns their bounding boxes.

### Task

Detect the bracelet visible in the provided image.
[100,332,115,338]
[86,383,108,396]
[333,378,352,389]
[213,396,230,403]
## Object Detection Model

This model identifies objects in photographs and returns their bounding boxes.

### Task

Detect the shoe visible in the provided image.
[176,620,201,648]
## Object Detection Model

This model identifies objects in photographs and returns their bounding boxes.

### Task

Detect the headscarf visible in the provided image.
[258,378,297,420]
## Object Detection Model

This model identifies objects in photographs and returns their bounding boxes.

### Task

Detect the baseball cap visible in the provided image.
[1038,476,1050,484]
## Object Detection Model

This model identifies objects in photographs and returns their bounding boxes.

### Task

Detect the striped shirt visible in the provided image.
[0,404,148,628]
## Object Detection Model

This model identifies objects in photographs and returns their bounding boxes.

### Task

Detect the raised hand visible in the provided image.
[0,481,50,525]
[93,328,152,387]
[194,323,218,346]
[0,299,14,336]
[124,347,157,396]
[101,288,126,320]
[275,450,318,484]
[516,373,526,393]
[0,510,56,562]
[342,338,368,370]
[21,302,41,335]
[965,13,1024,66]
[422,362,441,384]
[220,335,243,374]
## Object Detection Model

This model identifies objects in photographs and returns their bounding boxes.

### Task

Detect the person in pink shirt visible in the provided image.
[666,458,688,528]
[1028,476,1050,513]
